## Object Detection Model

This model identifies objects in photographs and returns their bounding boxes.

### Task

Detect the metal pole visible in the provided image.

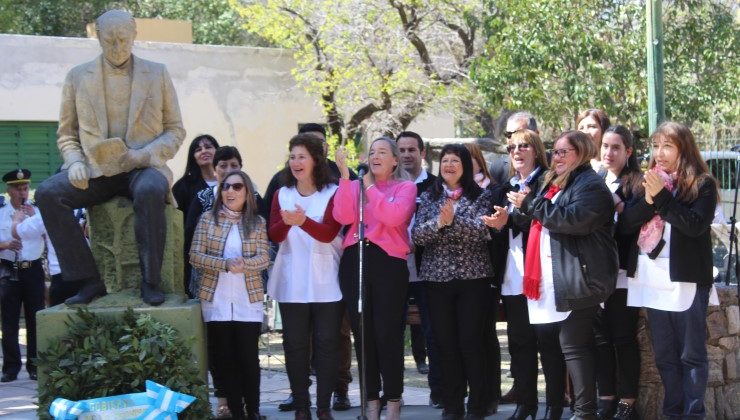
[357,173,368,420]
[646,0,665,133]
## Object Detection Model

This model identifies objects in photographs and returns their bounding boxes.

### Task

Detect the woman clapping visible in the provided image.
[413,144,494,420]
[268,134,344,420]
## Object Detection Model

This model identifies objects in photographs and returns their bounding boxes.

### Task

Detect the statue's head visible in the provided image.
[96,10,137,67]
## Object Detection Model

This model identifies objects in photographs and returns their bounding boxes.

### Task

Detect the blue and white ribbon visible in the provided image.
[49,380,196,420]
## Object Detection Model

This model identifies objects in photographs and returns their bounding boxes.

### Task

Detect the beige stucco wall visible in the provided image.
[0,34,455,191]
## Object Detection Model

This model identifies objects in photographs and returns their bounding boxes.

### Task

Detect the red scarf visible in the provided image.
[523,184,561,300]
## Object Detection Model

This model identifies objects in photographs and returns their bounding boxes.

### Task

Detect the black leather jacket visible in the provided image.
[520,164,618,312]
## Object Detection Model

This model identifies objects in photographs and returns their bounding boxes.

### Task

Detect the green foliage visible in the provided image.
[472,0,739,131]
[0,0,269,46]
[36,308,210,420]
[233,0,484,143]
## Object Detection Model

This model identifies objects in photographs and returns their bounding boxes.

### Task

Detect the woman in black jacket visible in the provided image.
[172,134,220,217]
[485,130,565,420]
[515,131,618,420]
[620,122,718,419]
[593,126,643,419]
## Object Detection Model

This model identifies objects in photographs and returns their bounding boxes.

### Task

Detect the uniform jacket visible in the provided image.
[57,55,186,185]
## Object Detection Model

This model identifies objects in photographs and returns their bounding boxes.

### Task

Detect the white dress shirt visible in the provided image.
[0,203,45,262]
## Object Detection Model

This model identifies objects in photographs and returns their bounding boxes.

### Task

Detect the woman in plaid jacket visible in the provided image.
[190,170,270,420]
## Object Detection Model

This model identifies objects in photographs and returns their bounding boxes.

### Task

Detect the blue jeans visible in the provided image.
[647,285,710,419]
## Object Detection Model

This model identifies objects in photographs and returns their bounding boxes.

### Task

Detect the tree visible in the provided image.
[232,0,485,146]
[0,0,269,46]
[471,0,739,132]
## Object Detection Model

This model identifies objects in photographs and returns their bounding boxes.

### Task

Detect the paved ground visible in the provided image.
[0,326,567,419]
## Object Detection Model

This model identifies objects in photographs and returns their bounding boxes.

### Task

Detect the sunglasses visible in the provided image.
[221,182,245,192]
[504,129,524,139]
[551,148,576,158]
[506,143,531,153]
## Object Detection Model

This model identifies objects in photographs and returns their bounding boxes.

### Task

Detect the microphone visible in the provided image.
[357,163,369,176]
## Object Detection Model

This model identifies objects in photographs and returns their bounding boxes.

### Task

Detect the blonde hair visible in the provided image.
[368,137,411,182]
[544,131,595,188]
[507,130,549,178]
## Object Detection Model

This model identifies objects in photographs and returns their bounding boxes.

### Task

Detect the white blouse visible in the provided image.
[501,230,524,296]
[527,224,572,324]
[201,224,264,322]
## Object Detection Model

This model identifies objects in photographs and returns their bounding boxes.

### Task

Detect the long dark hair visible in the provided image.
[604,125,643,197]
[182,135,219,181]
[430,143,482,201]
[213,170,260,233]
[281,133,336,190]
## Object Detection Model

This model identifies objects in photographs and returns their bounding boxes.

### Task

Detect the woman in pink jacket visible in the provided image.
[333,137,416,420]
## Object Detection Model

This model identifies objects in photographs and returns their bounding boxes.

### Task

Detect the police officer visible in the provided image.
[0,169,45,382]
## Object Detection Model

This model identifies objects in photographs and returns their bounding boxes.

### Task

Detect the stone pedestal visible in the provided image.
[36,295,207,390]
[637,285,740,419]
[87,197,184,294]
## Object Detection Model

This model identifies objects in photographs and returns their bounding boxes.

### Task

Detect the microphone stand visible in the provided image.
[356,167,368,420]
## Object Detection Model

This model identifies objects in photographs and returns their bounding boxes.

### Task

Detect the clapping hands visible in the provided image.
[281,204,307,226]
[481,205,508,230]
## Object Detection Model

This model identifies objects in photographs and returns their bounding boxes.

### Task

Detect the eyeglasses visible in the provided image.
[550,148,576,158]
[221,182,245,192]
[504,129,524,139]
[506,143,531,153]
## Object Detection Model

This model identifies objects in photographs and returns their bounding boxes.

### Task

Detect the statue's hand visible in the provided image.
[119,148,151,173]
[68,162,90,190]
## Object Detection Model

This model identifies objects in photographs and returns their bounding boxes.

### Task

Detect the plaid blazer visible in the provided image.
[189,211,269,303]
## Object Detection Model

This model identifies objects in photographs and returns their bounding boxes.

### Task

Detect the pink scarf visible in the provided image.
[444,185,463,200]
[637,167,675,254]
[218,205,243,222]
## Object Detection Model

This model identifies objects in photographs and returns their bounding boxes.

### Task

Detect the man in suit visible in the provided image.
[36,9,186,306]
[395,131,443,407]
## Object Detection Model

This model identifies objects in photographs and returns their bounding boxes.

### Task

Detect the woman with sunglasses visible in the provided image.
[268,134,343,420]
[621,122,718,419]
[592,126,643,419]
[190,170,270,420]
[515,131,618,419]
[333,137,416,420]
[413,144,494,420]
[486,130,565,420]
[576,109,610,172]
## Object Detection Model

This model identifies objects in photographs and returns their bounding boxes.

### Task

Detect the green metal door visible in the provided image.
[0,121,61,188]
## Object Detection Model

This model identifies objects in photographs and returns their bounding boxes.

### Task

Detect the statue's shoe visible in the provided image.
[65,281,107,305]
[141,282,165,306]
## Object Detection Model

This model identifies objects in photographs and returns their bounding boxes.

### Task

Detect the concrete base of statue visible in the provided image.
[36,293,207,391]
[87,197,185,294]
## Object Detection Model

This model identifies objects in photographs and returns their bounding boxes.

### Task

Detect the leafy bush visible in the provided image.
[37,308,210,419]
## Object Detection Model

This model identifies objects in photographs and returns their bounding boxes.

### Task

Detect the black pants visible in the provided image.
[559,306,599,417]
[484,285,502,403]
[339,242,408,400]
[48,273,85,307]
[281,301,343,410]
[36,168,167,286]
[594,289,640,399]
[0,261,44,376]
[207,321,262,419]
[504,295,565,407]
[427,278,490,417]
[407,280,442,400]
